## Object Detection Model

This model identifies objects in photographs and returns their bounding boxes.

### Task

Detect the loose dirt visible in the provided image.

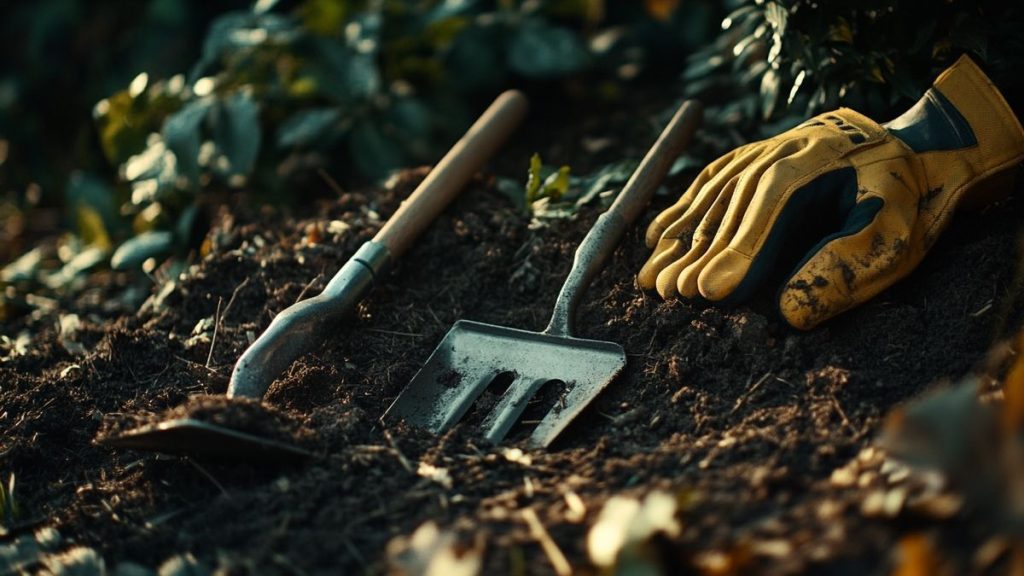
[2,134,1023,574]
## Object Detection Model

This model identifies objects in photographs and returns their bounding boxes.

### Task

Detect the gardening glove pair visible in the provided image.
[639,55,1024,330]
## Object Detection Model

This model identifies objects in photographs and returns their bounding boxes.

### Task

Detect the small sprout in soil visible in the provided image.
[525,153,571,207]
[0,473,18,528]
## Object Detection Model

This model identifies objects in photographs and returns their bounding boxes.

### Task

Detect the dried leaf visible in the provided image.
[386,522,483,576]
[587,490,681,572]
[644,0,679,22]
[892,534,941,576]
[1001,332,1024,433]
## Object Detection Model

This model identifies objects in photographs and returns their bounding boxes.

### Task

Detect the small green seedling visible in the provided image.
[0,473,18,528]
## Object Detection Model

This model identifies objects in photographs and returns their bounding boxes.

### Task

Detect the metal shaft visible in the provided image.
[228,241,389,399]
[544,101,704,337]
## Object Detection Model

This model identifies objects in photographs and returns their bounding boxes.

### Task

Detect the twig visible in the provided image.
[318,168,346,197]
[731,372,772,415]
[830,393,853,432]
[367,329,421,338]
[382,429,414,474]
[221,276,251,323]
[186,457,229,497]
[295,273,323,304]
[425,305,444,328]
[522,507,571,576]
[206,297,223,368]
[173,354,219,376]
[340,537,367,566]
[971,300,994,317]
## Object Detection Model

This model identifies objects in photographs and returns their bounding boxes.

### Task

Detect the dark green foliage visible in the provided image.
[72,0,720,270]
[1,0,722,321]
[685,0,1024,141]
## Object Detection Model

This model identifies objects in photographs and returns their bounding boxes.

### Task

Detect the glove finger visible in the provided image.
[638,236,686,291]
[697,148,858,302]
[639,155,751,291]
[679,139,810,300]
[668,175,739,297]
[655,210,723,298]
[645,144,758,247]
[644,169,741,296]
[778,199,907,330]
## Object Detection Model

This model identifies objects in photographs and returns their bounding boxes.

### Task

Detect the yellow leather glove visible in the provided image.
[639,55,1024,329]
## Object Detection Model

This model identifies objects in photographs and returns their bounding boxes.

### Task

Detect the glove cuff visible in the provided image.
[932,55,1024,172]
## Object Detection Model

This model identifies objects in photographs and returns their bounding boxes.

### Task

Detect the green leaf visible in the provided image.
[524,153,572,215]
[214,91,261,176]
[1,248,44,284]
[763,2,788,37]
[525,153,543,204]
[759,68,780,120]
[94,90,148,166]
[495,177,526,211]
[111,231,174,271]
[0,473,16,527]
[542,166,571,202]
[44,246,107,289]
[175,203,200,246]
[349,118,405,180]
[65,172,122,245]
[299,0,348,36]
[786,69,806,107]
[190,12,297,82]
[575,159,639,206]
[388,97,433,159]
[124,138,181,205]
[313,38,381,102]
[162,99,211,185]
[508,19,589,78]
[446,24,507,91]
[75,206,112,252]
[277,108,343,148]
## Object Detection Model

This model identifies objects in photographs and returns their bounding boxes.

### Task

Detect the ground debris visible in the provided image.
[385,521,483,576]
[587,490,682,574]
[3,166,1023,575]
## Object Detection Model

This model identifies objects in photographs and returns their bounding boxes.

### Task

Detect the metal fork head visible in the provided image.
[383,320,625,447]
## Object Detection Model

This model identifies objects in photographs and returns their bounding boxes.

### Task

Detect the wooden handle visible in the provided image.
[374,90,529,257]
[609,100,703,225]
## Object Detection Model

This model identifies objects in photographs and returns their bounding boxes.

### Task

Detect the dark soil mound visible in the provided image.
[2,161,1022,574]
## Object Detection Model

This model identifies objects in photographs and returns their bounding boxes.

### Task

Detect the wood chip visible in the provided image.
[522,508,571,576]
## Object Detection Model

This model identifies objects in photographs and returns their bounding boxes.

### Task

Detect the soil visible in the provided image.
[2,101,1024,574]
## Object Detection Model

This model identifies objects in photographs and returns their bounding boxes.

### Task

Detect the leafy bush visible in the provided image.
[1,0,722,321]
[79,0,719,270]
[685,0,1024,141]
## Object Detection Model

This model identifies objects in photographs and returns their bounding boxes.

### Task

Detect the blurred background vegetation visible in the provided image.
[1,0,1021,324]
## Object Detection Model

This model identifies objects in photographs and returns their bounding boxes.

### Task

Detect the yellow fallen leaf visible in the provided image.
[1001,331,1024,433]
[892,534,940,576]
[644,0,678,22]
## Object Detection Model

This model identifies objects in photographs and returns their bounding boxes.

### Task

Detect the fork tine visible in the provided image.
[528,375,615,448]
[398,367,500,432]
[481,376,550,444]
